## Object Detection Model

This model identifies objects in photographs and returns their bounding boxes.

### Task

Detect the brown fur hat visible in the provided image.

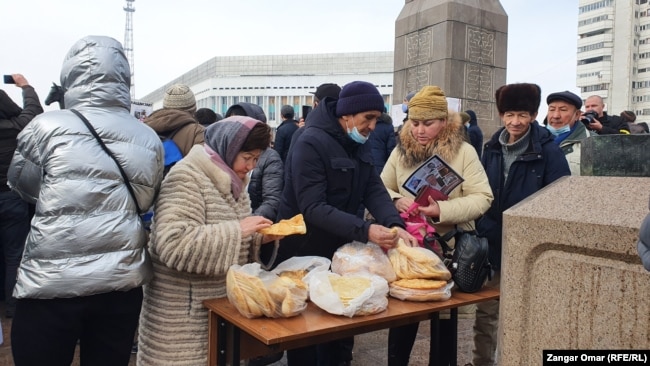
[494,83,541,115]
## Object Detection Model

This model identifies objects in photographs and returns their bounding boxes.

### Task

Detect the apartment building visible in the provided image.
[577,0,650,117]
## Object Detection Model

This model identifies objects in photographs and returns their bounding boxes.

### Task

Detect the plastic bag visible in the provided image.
[389,280,454,302]
[331,242,397,282]
[271,255,331,290]
[226,262,308,319]
[388,240,451,280]
[308,271,388,317]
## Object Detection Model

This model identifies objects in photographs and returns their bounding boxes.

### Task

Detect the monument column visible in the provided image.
[394,0,508,137]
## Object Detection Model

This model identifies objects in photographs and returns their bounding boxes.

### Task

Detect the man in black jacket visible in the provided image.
[0,74,43,317]
[274,105,298,163]
[583,95,630,135]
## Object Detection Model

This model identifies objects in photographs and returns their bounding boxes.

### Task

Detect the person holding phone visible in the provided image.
[0,73,43,318]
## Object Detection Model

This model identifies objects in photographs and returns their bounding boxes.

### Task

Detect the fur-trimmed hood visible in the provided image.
[397,112,466,168]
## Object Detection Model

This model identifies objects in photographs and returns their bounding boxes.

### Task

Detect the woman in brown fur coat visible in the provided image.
[381,86,493,366]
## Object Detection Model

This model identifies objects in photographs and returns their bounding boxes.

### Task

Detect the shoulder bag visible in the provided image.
[70,109,143,215]
[433,226,492,293]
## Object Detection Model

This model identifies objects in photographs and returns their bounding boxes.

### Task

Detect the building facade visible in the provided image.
[139,52,395,128]
[577,0,650,117]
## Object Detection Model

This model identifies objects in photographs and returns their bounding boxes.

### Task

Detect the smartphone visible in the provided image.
[3,75,15,84]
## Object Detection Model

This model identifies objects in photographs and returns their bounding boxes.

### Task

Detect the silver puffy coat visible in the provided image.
[7,36,164,299]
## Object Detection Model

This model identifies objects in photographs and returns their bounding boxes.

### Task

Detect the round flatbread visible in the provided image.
[258,214,307,236]
[391,278,448,290]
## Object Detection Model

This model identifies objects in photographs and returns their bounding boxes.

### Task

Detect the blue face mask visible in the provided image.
[402,104,408,113]
[346,121,368,144]
[546,123,571,136]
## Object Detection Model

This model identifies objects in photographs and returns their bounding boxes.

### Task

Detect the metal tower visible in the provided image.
[123,0,135,99]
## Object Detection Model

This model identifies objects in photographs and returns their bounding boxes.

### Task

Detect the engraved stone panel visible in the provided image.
[464,64,493,101]
[466,26,495,66]
[406,28,433,67]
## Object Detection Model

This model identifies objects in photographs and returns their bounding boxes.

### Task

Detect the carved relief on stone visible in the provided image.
[406,66,429,95]
[466,26,495,65]
[464,100,494,123]
[406,27,433,68]
[465,64,494,101]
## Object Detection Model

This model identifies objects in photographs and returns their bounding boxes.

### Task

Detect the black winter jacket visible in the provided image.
[0,86,43,189]
[248,148,283,220]
[271,98,404,263]
[477,123,570,269]
[274,119,298,163]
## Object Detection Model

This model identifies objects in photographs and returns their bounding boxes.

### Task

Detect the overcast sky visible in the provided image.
[1,0,578,118]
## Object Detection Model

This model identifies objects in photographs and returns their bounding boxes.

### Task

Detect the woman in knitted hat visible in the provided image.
[380,85,494,366]
[269,80,417,366]
[137,116,282,365]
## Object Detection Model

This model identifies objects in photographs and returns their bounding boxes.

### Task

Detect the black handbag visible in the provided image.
[430,227,492,293]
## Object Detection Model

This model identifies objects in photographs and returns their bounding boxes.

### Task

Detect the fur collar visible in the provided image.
[397,113,466,168]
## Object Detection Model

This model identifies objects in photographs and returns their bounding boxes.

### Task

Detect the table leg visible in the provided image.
[207,311,218,366]
[429,311,440,365]
[233,327,241,365]
[217,315,227,366]
[450,307,458,366]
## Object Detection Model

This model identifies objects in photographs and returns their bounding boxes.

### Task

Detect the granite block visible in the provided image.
[499,176,650,365]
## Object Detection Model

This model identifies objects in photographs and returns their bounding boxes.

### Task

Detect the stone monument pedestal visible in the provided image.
[499,176,650,365]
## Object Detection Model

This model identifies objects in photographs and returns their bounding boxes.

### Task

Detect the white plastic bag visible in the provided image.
[308,271,389,317]
[271,255,331,288]
[227,262,308,318]
[331,242,397,282]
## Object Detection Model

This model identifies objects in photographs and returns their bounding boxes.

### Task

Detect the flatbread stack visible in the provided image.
[258,214,307,236]
[389,278,453,301]
[331,242,397,282]
[267,275,308,317]
[388,240,451,280]
[388,240,453,301]
[330,275,371,306]
[328,274,387,316]
[226,266,308,318]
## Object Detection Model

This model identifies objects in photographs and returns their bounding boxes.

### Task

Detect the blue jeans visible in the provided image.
[0,190,31,309]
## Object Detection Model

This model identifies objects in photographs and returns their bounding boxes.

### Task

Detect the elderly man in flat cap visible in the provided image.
[545,90,595,176]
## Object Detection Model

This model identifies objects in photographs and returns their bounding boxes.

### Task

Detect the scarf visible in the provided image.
[203,116,261,199]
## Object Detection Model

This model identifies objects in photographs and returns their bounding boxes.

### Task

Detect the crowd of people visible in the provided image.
[0,34,648,366]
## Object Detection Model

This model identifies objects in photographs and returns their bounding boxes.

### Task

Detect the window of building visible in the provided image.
[578,42,605,53]
[579,0,613,14]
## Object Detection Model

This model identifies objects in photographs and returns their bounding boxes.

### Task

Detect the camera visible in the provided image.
[3,75,15,84]
[580,110,598,125]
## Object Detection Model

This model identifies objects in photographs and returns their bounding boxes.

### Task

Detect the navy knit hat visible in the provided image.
[335,81,385,117]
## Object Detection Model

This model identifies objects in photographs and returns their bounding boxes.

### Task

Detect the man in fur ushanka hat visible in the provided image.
[470,83,570,366]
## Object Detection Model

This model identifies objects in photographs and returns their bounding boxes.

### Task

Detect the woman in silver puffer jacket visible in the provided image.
[7,35,164,365]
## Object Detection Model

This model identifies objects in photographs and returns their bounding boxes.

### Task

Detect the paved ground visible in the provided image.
[260,318,476,366]
[0,301,475,366]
